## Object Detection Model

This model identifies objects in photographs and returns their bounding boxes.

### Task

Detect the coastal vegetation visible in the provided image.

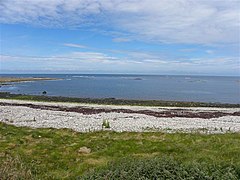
[0,122,240,179]
[102,120,110,129]
[82,157,239,179]
[0,92,239,108]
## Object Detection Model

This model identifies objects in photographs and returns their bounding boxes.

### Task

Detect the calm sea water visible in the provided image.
[0,74,240,104]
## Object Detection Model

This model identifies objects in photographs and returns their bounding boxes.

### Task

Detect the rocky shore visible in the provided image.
[0,99,240,133]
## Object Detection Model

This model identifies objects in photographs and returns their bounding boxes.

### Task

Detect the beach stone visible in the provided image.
[78,147,91,154]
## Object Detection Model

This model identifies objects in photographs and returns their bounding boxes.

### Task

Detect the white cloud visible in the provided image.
[1,51,239,73]
[63,43,87,48]
[0,51,123,66]
[0,0,239,45]
[112,37,131,42]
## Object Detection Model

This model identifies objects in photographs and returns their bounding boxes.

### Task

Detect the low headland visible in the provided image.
[0,77,59,85]
[0,92,240,179]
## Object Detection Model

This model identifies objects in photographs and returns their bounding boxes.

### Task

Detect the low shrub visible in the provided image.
[80,157,239,180]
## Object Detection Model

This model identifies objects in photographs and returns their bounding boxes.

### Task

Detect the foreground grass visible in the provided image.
[0,122,240,179]
[82,157,239,179]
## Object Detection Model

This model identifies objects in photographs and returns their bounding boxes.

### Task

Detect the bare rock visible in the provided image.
[78,147,91,154]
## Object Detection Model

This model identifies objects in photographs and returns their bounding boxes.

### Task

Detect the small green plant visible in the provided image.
[102,120,110,129]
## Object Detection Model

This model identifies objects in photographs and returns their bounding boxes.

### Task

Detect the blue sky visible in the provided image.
[0,0,239,75]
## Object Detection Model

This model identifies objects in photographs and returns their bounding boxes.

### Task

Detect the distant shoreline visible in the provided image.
[0,77,60,85]
[0,73,240,77]
[0,92,239,108]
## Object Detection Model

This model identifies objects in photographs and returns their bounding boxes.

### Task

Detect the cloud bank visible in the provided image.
[1,0,239,44]
[1,52,239,75]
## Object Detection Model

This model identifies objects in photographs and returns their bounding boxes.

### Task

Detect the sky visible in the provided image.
[0,0,239,75]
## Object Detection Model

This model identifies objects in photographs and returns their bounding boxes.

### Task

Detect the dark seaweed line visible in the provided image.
[1,102,239,119]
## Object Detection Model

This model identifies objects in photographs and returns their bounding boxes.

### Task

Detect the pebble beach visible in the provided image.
[1,99,240,134]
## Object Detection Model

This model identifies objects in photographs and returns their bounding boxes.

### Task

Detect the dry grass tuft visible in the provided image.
[0,155,33,180]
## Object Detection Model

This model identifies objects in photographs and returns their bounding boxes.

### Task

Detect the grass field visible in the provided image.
[1,122,240,179]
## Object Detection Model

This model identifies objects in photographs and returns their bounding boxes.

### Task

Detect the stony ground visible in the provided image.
[0,99,239,133]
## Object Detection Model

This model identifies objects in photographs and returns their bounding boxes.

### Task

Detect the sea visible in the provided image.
[0,74,240,104]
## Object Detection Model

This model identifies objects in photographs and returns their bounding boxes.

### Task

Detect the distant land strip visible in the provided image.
[0,77,60,84]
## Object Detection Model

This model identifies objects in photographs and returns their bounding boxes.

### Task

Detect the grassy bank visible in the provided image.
[0,122,240,179]
[0,92,239,108]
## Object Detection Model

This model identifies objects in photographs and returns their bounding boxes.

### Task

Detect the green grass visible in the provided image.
[1,122,240,179]
[1,92,239,107]
[81,157,239,179]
